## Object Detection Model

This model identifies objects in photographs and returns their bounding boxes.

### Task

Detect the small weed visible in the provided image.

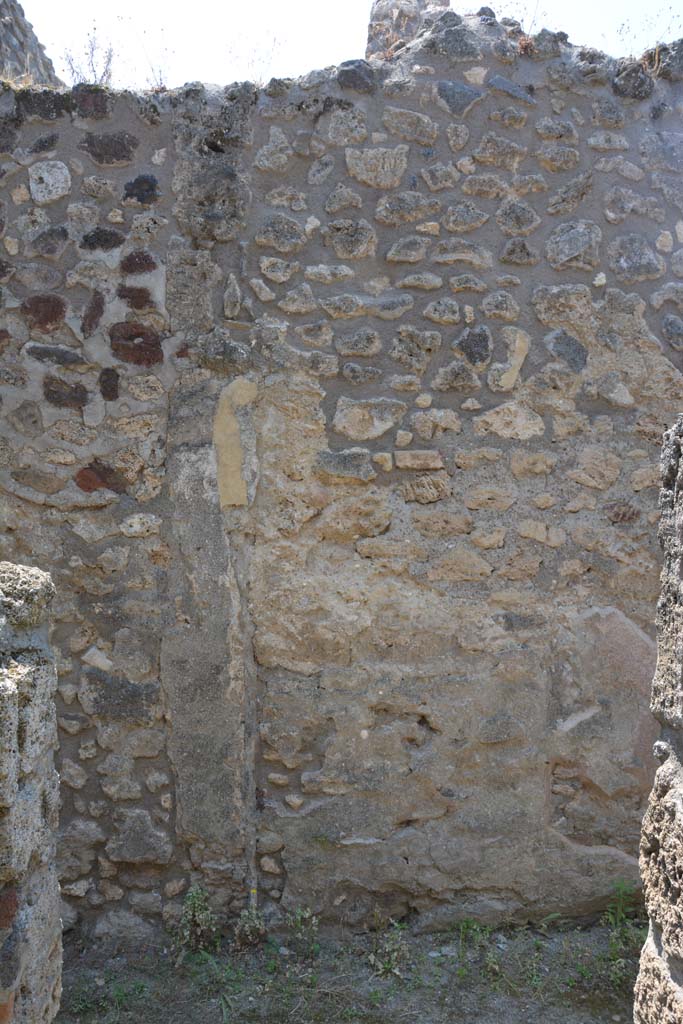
[368,919,409,978]
[285,905,320,960]
[234,905,267,950]
[176,885,219,956]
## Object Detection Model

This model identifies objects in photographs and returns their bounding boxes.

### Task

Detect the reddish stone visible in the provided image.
[81,290,105,337]
[109,322,163,366]
[120,250,157,275]
[43,375,88,409]
[0,330,10,354]
[72,84,111,120]
[75,460,127,494]
[20,294,66,332]
[98,367,119,401]
[78,131,139,165]
[117,285,153,310]
[0,991,14,1024]
[0,888,18,930]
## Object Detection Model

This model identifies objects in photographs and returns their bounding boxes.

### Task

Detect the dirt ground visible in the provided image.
[56,903,643,1024]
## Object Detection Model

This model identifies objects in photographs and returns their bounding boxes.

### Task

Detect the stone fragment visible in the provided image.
[489,75,537,105]
[473,132,527,171]
[434,80,484,116]
[109,322,163,366]
[375,191,441,226]
[382,107,437,144]
[446,124,469,152]
[43,375,88,409]
[333,397,407,440]
[400,470,452,503]
[544,328,587,371]
[335,327,382,357]
[487,326,529,391]
[454,325,492,367]
[474,402,545,439]
[325,183,363,213]
[443,201,489,233]
[500,238,540,265]
[105,809,172,864]
[495,198,541,236]
[326,218,377,260]
[517,518,566,547]
[536,144,580,172]
[255,127,293,172]
[450,274,487,292]
[328,108,367,146]
[546,220,601,271]
[395,450,444,470]
[345,145,409,188]
[612,60,654,99]
[337,59,376,93]
[547,171,593,215]
[423,298,460,325]
[28,160,71,204]
[296,322,334,347]
[432,357,480,392]
[386,235,431,263]
[255,214,307,254]
[432,239,492,268]
[567,445,621,489]
[465,486,516,511]
[79,131,139,165]
[421,162,460,192]
[607,234,666,283]
[304,264,352,284]
[535,117,578,143]
[427,545,493,582]
[277,283,317,314]
[315,448,376,482]
[482,290,520,321]
[390,325,441,373]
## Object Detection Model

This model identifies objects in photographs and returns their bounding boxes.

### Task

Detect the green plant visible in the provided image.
[368,919,409,978]
[176,885,219,955]
[234,905,267,950]
[285,905,320,959]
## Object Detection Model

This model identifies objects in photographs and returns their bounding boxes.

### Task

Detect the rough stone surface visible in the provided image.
[0,563,61,1023]
[635,419,683,1022]
[0,0,681,948]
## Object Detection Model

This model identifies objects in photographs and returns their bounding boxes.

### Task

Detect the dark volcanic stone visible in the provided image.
[98,367,119,400]
[20,293,66,332]
[123,174,160,205]
[30,133,58,153]
[25,343,85,367]
[80,228,126,252]
[456,325,493,367]
[436,79,484,116]
[0,119,18,154]
[488,74,537,105]
[81,291,105,337]
[43,375,88,409]
[31,225,69,258]
[75,460,127,493]
[79,131,139,165]
[16,89,72,121]
[544,328,587,371]
[120,250,157,275]
[337,60,376,93]
[662,314,683,350]
[612,60,655,99]
[72,84,111,119]
[109,322,163,366]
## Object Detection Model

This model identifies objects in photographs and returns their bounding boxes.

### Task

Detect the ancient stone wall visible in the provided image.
[0,562,61,1024]
[635,419,683,1023]
[1,5,683,940]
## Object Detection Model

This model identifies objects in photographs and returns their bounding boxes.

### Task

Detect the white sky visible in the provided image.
[25,0,683,91]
